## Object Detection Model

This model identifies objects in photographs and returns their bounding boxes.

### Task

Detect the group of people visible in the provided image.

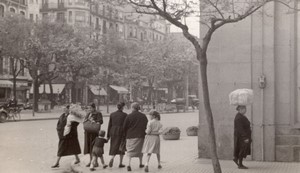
[51,102,163,172]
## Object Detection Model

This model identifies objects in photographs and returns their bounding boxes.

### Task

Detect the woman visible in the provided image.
[233,105,252,169]
[123,102,148,172]
[84,103,103,167]
[51,105,83,168]
[107,102,127,168]
[142,111,163,172]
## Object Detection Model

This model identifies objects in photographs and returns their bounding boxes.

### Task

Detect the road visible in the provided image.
[0,112,199,173]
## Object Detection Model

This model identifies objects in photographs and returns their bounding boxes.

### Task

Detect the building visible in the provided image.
[0,0,31,104]
[0,0,27,17]
[27,0,39,21]
[198,2,300,162]
[35,0,170,105]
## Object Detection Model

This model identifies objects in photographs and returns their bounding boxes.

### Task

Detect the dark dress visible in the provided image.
[56,113,81,156]
[84,111,103,154]
[234,113,252,158]
[92,137,108,157]
[107,110,127,155]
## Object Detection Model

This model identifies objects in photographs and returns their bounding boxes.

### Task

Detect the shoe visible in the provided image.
[103,165,108,169]
[109,159,113,167]
[127,166,132,171]
[139,164,145,168]
[158,165,162,169]
[74,160,80,164]
[119,164,126,168]
[51,163,59,168]
[86,163,91,167]
[144,166,149,172]
[238,165,248,169]
[90,168,95,171]
[233,158,238,166]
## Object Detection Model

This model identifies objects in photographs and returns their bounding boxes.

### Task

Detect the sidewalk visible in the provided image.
[13,105,197,122]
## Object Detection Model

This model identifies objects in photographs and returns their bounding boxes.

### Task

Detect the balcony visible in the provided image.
[40,3,66,12]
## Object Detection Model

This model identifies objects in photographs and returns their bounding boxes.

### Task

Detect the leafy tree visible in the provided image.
[23,20,74,111]
[128,0,295,172]
[56,27,102,104]
[0,13,31,105]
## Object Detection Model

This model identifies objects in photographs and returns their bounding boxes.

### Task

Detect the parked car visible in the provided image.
[170,95,199,112]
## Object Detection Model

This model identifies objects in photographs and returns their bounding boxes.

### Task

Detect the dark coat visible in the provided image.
[92,137,108,157]
[107,110,127,155]
[234,113,252,158]
[123,110,148,139]
[56,113,81,156]
[84,111,103,154]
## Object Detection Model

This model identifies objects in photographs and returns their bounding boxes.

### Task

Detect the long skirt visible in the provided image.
[126,138,144,157]
[142,135,160,154]
[234,136,251,158]
[57,136,81,157]
[84,131,98,154]
[109,135,125,155]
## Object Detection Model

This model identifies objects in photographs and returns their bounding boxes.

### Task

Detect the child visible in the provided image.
[142,111,163,172]
[90,130,108,171]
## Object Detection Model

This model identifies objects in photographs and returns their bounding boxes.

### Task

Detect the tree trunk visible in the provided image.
[33,79,39,111]
[48,80,55,109]
[167,82,173,103]
[71,82,76,104]
[198,52,221,173]
[12,75,17,108]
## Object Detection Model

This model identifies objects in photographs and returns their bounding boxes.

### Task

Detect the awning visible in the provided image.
[0,80,13,88]
[109,85,128,94]
[30,84,65,94]
[89,85,107,96]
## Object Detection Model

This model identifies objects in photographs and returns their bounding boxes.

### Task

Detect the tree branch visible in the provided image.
[207,0,224,19]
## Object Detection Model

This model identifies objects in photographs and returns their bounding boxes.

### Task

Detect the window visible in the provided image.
[42,13,48,19]
[0,88,5,99]
[20,11,25,16]
[30,14,34,21]
[0,5,4,17]
[96,18,99,30]
[75,11,85,23]
[103,20,106,34]
[57,12,65,22]
[10,8,15,13]
[68,11,72,23]
[0,57,3,75]
[9,58,14,75]
[69,0,72,5]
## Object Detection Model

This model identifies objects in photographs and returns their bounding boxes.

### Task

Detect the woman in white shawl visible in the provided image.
[51,104,84,168]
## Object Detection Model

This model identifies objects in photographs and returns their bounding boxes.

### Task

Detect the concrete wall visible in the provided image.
[198,2,300,162]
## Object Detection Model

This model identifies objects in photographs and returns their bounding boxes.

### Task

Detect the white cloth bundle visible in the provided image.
[229,89,254,106]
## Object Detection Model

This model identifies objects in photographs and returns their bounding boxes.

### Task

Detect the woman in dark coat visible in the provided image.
[233,105,252,169]
[107,102,127,168]
[51,105,81,168]
[84,103,103,167]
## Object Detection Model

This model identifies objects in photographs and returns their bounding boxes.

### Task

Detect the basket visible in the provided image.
[162,133,180,140]
[186,126,198,136]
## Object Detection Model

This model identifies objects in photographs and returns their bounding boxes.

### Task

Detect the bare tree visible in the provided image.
[127,0,296,172]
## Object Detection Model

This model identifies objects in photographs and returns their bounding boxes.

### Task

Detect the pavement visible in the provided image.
[1,111,299,173]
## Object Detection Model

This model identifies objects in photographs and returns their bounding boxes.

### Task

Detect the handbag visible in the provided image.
[83,120,101,133]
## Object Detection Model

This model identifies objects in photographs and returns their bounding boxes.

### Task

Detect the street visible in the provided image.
[0,112,199,173]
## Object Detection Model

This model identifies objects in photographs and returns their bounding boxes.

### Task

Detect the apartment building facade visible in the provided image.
[32,0,170,105]
[0,0,31,104]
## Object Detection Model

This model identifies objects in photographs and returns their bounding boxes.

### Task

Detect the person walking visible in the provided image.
[142,111,163,172]
[89,130,108,171]
[51,105,83,168]
[123,102,148,172]
[107,102,127,168]
[233,105,252,169]
[84,103,103,167]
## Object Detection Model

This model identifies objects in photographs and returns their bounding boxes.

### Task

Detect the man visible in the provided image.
[123,102,148,172]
